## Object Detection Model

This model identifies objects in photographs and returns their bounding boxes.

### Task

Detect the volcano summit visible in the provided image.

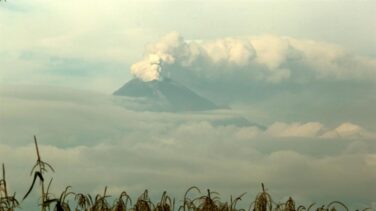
[113,78,218,112]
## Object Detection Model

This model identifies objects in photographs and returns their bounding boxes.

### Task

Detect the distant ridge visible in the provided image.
[113,78,218,112]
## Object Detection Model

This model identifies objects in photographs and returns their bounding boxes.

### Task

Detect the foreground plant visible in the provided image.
[325,201,349,211]
[155,191,174,211]
[43,185,74,211]
[113,191,132,211]
[134,189,154,211]
[89,186,111,211]
[23,135,55,211]
[249,183,272,211]
[196,189,222,211]
[229,192,247,211]
[0,163,19,211]
[178,186,200,211]
[75,192,92,211]
[275,197,296,211]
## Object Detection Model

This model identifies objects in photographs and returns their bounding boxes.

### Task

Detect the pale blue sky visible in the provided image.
[1,0,375,92]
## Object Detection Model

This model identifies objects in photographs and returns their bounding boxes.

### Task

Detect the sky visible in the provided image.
[1,0,376,210]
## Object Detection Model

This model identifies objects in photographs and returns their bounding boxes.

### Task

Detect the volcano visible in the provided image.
[113,78,218,112]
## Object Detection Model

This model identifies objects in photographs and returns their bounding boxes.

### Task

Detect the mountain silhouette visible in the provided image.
[113,78,218,112]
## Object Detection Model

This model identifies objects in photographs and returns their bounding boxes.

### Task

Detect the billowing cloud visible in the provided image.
[322,122,376,139]
[266,122,324,138]
[1,0,375,96]
[131,32,376,83]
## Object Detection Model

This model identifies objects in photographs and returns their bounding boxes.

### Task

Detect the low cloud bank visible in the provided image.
[1,87,375,209]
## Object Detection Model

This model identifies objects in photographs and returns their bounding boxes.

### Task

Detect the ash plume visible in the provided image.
[130,32,376,83]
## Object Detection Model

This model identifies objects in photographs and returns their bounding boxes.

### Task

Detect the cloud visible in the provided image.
[263,122,375,139]
[1,0,375,97]
[322,122,376,139]
[1,86,376,209]
[1,85,373,149]
[130,32,376,83]
[266,122,323,138]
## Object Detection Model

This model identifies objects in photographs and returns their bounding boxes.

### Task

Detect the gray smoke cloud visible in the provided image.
[130,32,376,83]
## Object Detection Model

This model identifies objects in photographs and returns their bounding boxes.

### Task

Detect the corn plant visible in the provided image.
[23,135,55,211]
[42,185,74,211]
[155,191,174,211]
[134,189,154,211]
[178,186,201,211]
[275,197,296,211]
[112,191,132,211]
[249,183,272,211]
[325,201,348,211]
[229,192,247,211]
[88,186,111,211]
[0,163,19,211]
[195,189,221,211]
[75,193,92,211]
[295,203,316,211]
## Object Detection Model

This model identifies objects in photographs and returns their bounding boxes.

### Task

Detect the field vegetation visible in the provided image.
[0,136,371,211]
